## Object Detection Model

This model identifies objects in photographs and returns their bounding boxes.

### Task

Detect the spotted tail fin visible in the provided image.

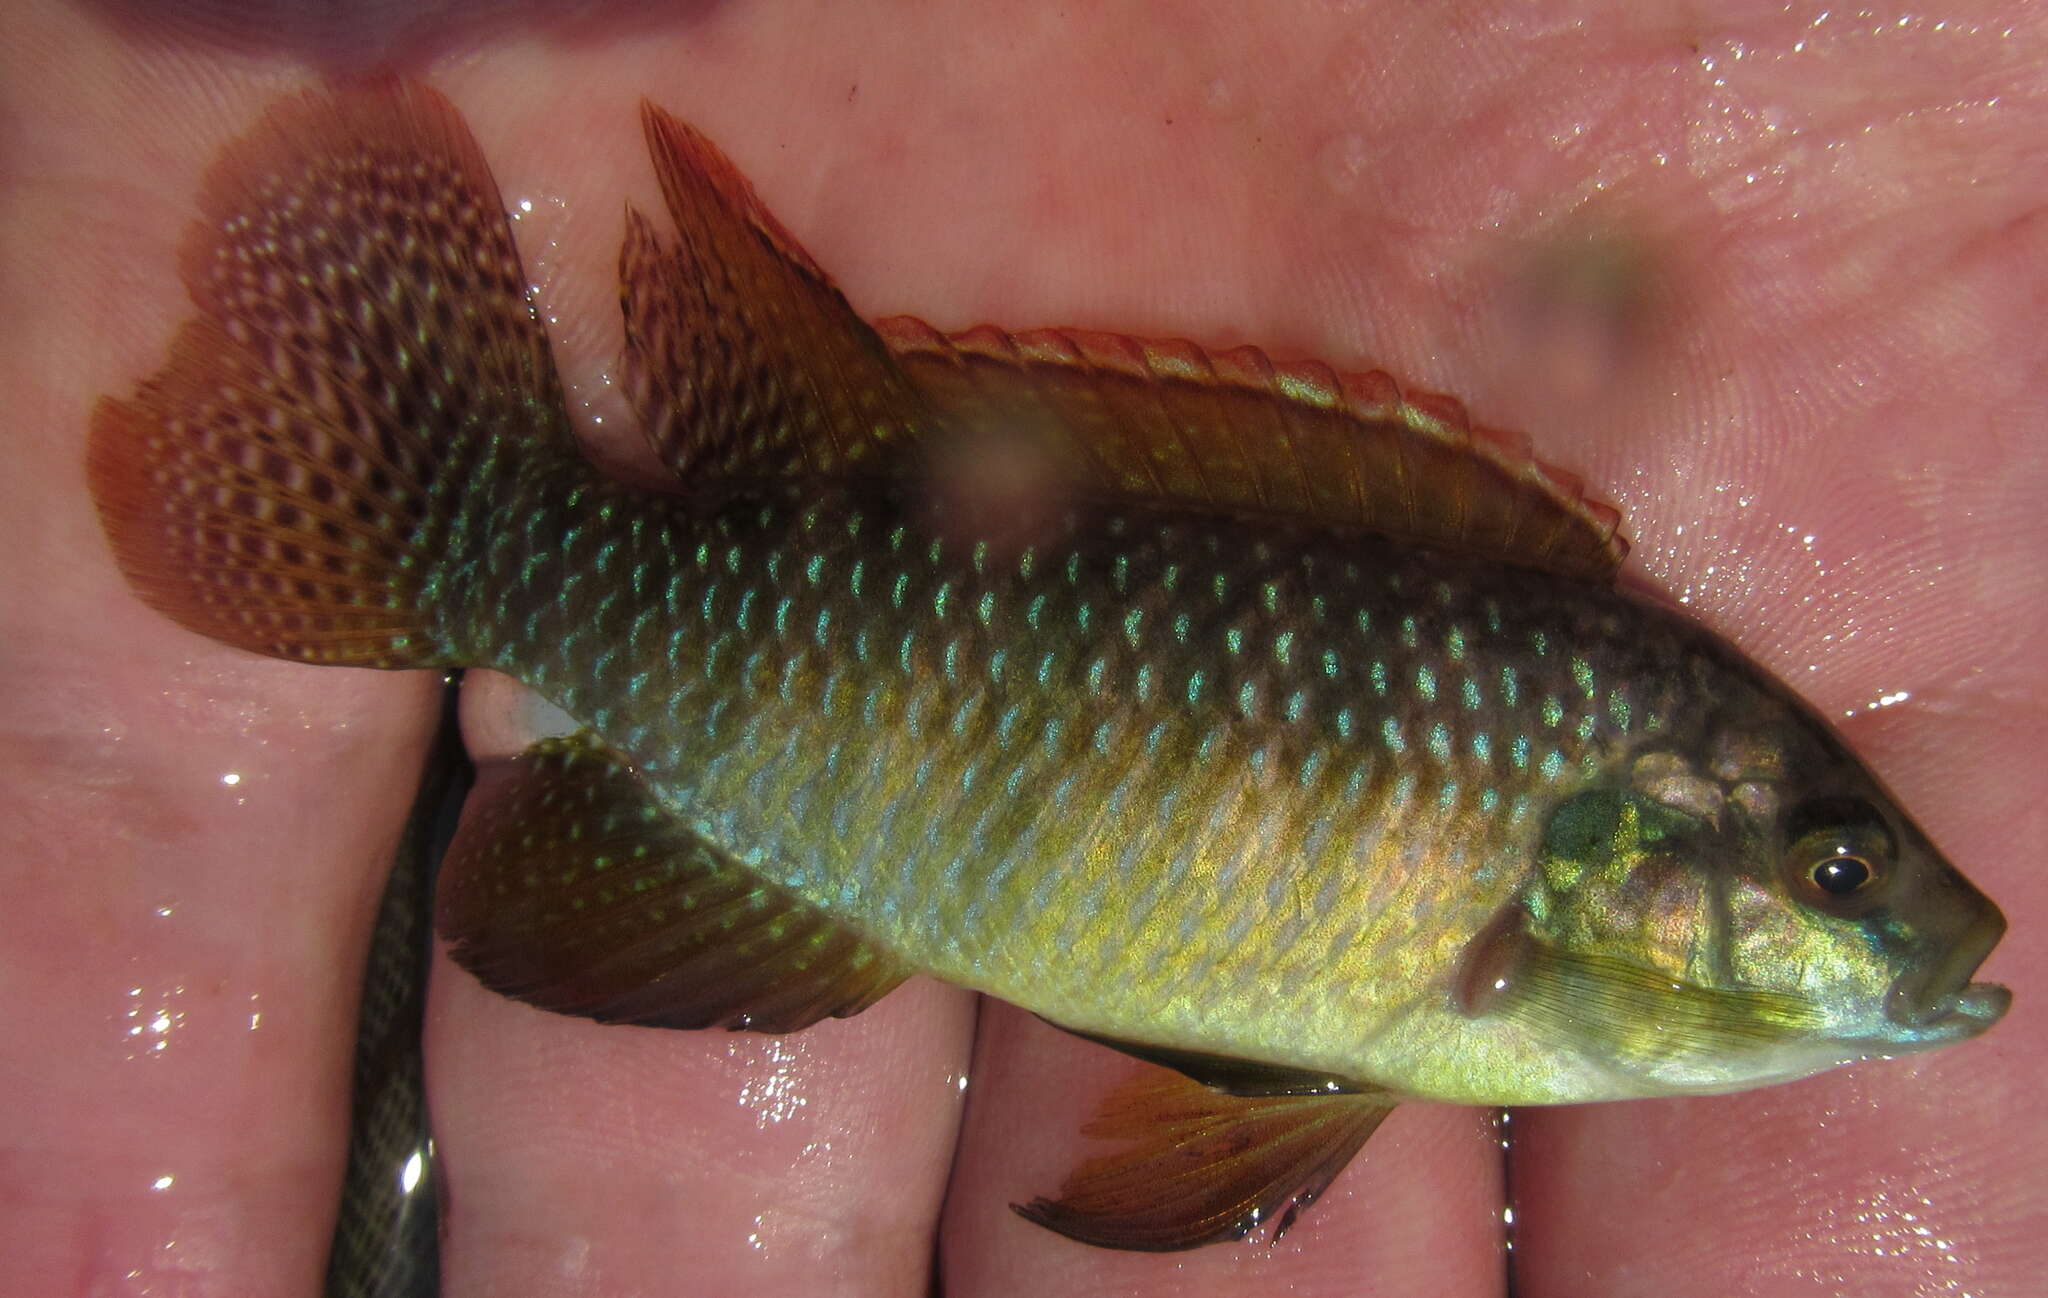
[88,80,573,667]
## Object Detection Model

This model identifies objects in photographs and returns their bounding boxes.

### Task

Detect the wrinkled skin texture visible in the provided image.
[2,1,2042,1293]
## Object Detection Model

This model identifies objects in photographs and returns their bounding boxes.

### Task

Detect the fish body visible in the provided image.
[90,81,2008,1250]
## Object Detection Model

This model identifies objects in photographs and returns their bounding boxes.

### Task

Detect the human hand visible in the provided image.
[3,2,2040,1293]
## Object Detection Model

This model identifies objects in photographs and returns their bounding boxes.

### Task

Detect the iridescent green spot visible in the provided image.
[1570,656,1595,697]
[1237,680,1258,719]
[1123,608,1144,647]
[888,524,908,553]
[1297,750,1324,788]
[1355,608,1372,636]
[1087,656,1107,694]
[1416,665,1438,702]
[1162,562,1182,592]
[891,572,909,609]
[724,544,743,574]
[934,582,953,620]
[1381,716,1405,753]
[1461,677,1482,711]
[1092,720,1114,754]
[1371,661,1388,696]
[1212,572,1228,603]
[773,597,791,636]
[1542,749,1565,779]
[1037,652,1057,686]
[1017,548,1037,581]
[1173,612,1191,644]
[1076,602,1093,633]
[1481,787,1500,813]
[694,542,710,568]
[1500,666,1520,707]
[1027,593,1046,628]
[1400,616,1419,649]
[1261,581,1281,615]
[849,559,865,598]
[1226,627,1244,656]
[898,632,916,675]
[1472,733,1492,762]
[805,553,826,586]
[1428,722,1452,762]
[1607,690,1632,730]
[1285,689,1306,723]
[976,591,996,626]
[1438,779,1461,812]
[1187,670,1207,704]
[735,588,756,633]
[1530,630,1550,657]
[944,640,961,682]
[1335,707,1355,740]
[812,608,831,646]
[1113,554,1130,592]
[1273,630,1295,667]
[1065,552,1083,585]
[1576,714,1597,742]
[927,538,944,566]
[988,649,1007,683]
[1447,626,1467,660]
[972,540,989,574]
[1542,696,1564,728]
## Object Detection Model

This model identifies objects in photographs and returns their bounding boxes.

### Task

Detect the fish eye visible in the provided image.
[1810,853,1873,895]
[1782,796,1894,913]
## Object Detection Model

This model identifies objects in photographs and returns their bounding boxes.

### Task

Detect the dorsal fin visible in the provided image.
[881,318,1628,580]
[619,103,926,481]
[619,99,1628,581]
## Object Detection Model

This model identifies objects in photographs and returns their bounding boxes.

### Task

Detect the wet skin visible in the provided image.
[3,1,2043,1294]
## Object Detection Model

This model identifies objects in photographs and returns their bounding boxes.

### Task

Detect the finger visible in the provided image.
[940,1004,1506,1296]
[0,13,443,1290]
[430,918,977,1293]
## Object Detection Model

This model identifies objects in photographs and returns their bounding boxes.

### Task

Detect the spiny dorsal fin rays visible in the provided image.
[436,733,909,1032]
[622,98,1628,580]
[619,103,928,482]
[1014,1061,1396,1251]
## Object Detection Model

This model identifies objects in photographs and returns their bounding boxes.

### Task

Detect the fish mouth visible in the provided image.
[1885,901,2010,1038]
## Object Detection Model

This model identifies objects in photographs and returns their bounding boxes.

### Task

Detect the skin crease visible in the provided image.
[1,0,2042,1293]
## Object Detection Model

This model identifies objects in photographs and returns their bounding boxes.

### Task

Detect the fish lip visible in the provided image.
[1895,981,2012,1046]
[1885,902,2006,1030]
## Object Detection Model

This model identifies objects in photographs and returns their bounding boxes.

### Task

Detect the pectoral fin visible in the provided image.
[1014,1061,1395,1251]
[436,733,908,1031]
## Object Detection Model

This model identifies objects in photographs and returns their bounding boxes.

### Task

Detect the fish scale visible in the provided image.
[432,458,1709,1086]
[90,81,2007,1254]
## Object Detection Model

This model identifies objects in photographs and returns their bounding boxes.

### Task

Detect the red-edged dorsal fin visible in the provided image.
[620,103,927,482]
[437,733,909,1031]
[1014,1061,1396,1252]
[881,317,1629,581]
[619,99,1625,579]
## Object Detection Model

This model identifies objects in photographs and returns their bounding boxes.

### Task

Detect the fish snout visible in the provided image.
[1884,895,2010,1036]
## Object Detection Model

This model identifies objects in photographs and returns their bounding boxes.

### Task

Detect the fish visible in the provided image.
[87,79,2009,1252]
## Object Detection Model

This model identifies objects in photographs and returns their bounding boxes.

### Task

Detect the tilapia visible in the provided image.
[88,80,2009,1251]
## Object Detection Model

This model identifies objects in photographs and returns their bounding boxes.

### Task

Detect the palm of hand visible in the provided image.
[2,2,2040,1294]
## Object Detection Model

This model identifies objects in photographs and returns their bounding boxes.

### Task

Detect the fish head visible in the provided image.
[1469,709,2009,1096]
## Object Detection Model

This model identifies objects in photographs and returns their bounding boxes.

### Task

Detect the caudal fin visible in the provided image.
[88,80,572,667]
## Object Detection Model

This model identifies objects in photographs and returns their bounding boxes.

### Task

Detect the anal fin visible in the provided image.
[436,733,908,1032]
[1015,1060,1396,1252]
